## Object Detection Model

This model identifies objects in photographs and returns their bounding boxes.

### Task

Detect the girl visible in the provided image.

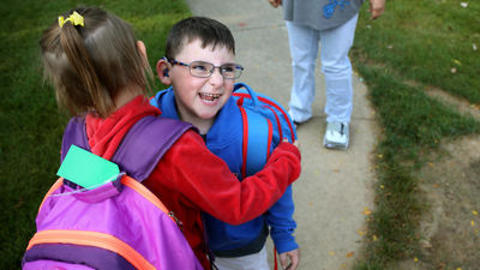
[39,6,301,269]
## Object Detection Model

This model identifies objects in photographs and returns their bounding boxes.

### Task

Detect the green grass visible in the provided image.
[353,65,479,268]
[354,0,480,104]
[0,1,190,268]
[352,0,480,268]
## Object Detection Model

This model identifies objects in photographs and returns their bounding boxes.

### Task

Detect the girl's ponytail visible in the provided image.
[58,13,114,118]
[40,7,150,118]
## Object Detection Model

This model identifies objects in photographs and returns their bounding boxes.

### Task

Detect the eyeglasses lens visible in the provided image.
[189,61,212,78]
[189,61,242,79]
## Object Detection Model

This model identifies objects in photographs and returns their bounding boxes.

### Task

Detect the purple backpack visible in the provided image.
[22,116,203,270]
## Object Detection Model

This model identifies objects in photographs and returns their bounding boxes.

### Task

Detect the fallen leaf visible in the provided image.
[457,268,462,270]
[471,220,475,227]
[433,184,440,188]
[362,207,372,216]
[380,185,385,189]
[420,239,432,248]
[377,154,383,159]
[372,235,378,241]
[414,257,418,262]
[357,229,366,236]
[329,251,335,256]
[473,210,478,216]
[346,251,354,258]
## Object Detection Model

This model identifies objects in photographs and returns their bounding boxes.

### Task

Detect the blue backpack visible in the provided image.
[232,82,297,179]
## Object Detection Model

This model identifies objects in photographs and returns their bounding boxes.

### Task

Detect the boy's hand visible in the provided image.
[369,0,386,19]
[279,248,300,270]
[282,138,300,148]
[268,0,282,8]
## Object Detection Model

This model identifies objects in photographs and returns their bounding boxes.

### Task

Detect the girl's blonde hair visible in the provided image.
[40,7,152,118]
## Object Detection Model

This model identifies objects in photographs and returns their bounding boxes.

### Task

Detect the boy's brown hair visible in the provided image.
[40,6,152,118]
[165,16,236,60]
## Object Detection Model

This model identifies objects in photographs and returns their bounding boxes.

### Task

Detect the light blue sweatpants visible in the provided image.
[286,14,358,123]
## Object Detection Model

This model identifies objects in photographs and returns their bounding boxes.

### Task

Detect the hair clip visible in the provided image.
[58,11,85,28]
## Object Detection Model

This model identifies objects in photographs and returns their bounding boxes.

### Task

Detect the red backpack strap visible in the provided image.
[256,95,296,142]
[233,82,297,143]
[236,94,273,180]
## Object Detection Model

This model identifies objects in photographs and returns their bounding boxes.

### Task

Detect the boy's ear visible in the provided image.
[156,58,172,85]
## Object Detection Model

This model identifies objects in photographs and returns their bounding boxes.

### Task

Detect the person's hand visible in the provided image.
[282,138,300,149]
[369,0,386,19]
[278,248,300,270]
[268,0,282,8]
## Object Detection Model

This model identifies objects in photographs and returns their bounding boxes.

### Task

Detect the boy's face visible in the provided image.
[168,39,236,128]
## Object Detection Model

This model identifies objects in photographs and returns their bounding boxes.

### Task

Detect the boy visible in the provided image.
[150,17,300,270]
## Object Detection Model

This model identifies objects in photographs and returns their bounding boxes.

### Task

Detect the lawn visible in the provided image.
[352,0,480,268]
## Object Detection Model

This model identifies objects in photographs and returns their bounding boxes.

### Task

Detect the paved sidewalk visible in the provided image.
[185,1,378,269]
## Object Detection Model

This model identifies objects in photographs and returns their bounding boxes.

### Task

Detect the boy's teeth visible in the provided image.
[200,93,221,101]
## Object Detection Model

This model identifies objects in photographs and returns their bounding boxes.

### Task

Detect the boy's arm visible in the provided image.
[266,185,299,253]
[266,186,300,270]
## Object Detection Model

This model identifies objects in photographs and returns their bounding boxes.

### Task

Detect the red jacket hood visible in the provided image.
[85,95,160,160]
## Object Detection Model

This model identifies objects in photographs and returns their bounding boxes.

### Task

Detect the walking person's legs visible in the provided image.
[286,21,320,124]
[320,14,359,149]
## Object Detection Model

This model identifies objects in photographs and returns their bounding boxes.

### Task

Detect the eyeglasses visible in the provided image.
[165,57,244,79]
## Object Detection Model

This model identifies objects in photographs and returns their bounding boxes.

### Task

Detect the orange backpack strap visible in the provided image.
[38,178,64,213]
[27,230,155,270]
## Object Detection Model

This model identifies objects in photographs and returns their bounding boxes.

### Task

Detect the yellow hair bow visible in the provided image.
[58,11,84,28]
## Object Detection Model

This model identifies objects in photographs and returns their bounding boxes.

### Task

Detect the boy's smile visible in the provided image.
[167,39,236,134]
[199,92,222,103]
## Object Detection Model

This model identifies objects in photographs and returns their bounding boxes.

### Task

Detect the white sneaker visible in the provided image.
[323,121,349,150]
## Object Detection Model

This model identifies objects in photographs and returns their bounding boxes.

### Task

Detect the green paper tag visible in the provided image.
[57,145,120,190]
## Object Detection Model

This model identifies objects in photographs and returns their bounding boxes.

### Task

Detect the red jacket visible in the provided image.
[83,96,301,269]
